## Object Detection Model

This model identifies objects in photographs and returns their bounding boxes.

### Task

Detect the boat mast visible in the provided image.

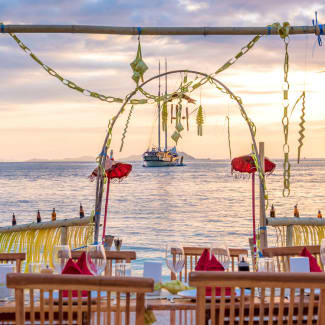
[164,59,168,152]
[158,61,161,151]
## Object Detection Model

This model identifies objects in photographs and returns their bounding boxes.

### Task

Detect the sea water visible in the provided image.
[0,159,324,278]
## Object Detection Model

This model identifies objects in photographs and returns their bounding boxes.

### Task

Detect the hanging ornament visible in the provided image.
[162,102,168,132]
[171,130,181,144]
[130,37,148,85]
[196,105,204,136]
[175,104,184,132]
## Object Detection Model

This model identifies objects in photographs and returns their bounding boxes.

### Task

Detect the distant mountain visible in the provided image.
[26,156,96,162]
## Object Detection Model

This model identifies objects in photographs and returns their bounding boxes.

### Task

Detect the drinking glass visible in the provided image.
[53,245,71,274]
[165,243,185,277]
[210,242,231,271]
[320,239,325,266]
[86,244,107,275]
[115,262,132,277]
[258,257,275,272]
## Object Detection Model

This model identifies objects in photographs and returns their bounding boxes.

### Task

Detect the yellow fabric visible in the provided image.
[144,309,157,324]
[154,280,193,295]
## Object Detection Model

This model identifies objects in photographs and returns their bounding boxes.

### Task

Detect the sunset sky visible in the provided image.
[0,0,324,161]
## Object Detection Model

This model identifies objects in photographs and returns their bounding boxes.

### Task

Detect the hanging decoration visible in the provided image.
[289,91,306,163]
[6,29,261,108]
[196,105,204,136]
[130,35,148,85]
[297,91,306,163]
[0,224,93,272]
[161,101,168,132]
[120,105,135,152]
[277,22,291,197]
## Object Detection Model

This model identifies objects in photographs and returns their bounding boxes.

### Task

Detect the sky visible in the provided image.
[0,0,324,161]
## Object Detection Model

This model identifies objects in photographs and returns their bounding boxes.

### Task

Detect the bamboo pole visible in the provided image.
[0,24,323,35]
[0,216,91,233]
[259,142,267,250]
[267,217,325,226]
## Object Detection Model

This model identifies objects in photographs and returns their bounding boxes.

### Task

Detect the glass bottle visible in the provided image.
[294,204,299,218]
[37,210,41,223]
[51,208,56,221]
[238,257,250,271]
[80,204,85,219]
[270,204,275,218]
[12,213,16,226]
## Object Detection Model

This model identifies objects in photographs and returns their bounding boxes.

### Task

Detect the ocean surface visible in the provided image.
[0,159,324,278]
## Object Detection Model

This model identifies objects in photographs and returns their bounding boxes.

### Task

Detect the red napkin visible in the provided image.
[62,252,93,297]
[76,252,93,275]
[300,247,322,272]
[195,249,232,296]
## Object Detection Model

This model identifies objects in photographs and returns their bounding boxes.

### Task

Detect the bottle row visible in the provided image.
[11,204,86,226]
[269,204,322,219]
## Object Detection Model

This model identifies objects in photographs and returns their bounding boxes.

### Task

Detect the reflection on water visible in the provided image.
[0,159,324,278]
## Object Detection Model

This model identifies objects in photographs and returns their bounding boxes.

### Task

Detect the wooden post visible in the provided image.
[259,142,268,249]
[286,225,293,246]
[60,227,68,245]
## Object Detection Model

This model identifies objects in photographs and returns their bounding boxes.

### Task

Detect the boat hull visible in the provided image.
[143,160,180,167]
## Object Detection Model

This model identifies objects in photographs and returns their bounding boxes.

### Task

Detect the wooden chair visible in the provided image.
[171,247,248,282]
[189,271,325,325]
[7,273,154,325]
[262,245,322,272]
[0,253,26,273]
[71,250,136,275]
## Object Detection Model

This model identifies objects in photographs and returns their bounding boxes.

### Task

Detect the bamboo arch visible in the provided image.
[94,69,267,246]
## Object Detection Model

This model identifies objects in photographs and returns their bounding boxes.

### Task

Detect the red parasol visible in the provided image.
[231,155,275,267]
[89,158,132,242]
[231,155,275,175]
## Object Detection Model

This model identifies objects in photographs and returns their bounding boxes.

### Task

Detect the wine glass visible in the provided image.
[86,244,107,275]
[258,257,275,272]
[165,243,185,278]
[210,242,231,271]
[320,239,325,267]
[53,245,71,274]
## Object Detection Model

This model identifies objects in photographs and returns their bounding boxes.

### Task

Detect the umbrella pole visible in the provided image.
[252,172,257,270]
[102,177,111,243]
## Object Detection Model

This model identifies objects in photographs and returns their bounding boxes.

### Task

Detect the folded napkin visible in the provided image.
[144,309,157,325]
[195,248,232,296]
[62,252,93,297]
[300,247,322,272]
[154,280,192,295]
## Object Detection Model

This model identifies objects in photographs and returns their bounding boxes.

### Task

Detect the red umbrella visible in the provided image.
[231,155,275,267]
[89,158,132,242]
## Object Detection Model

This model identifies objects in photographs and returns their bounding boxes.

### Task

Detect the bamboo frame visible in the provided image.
[94,70,265,243]
[1,24,324,35]
[0,216,91,233]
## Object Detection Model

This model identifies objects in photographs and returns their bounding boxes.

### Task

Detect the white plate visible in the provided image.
[177,288,247,299]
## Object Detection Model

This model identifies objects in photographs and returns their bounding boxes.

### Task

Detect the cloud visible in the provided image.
[0,0,324,160]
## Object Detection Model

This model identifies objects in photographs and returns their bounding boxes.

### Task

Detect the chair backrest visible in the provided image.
[7,273,154,325]
[0,253,26,273]
[171,247,248,281]
[189,271,325,325]
[71,250,136,275]
[262,245,321,272]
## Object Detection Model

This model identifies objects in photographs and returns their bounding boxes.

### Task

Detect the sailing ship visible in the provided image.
[143,60,185,167]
